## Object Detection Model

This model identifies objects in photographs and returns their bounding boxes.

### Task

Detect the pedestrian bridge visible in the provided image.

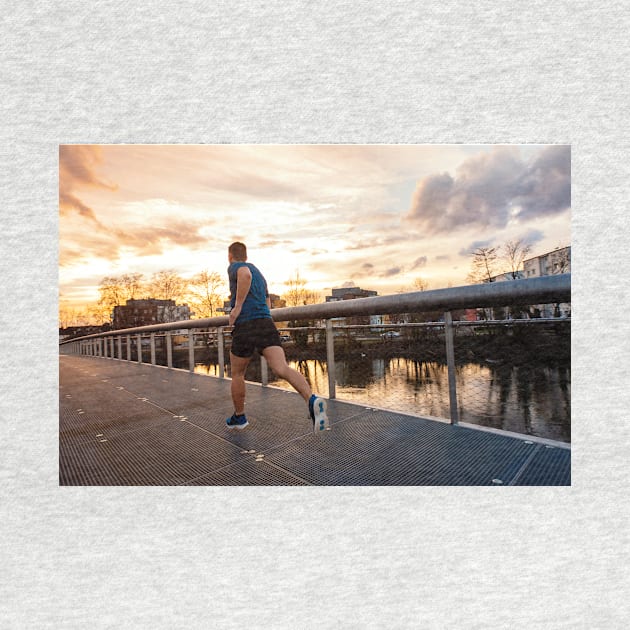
[59,354,570,486]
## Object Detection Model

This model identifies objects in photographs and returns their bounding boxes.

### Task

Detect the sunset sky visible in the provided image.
[59,144,571,310]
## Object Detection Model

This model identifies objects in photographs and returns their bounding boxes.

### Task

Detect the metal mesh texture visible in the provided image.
[59,355,570,486]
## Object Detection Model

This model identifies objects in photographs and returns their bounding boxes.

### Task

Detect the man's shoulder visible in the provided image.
[230,261,263,281]
[229,261,251,272]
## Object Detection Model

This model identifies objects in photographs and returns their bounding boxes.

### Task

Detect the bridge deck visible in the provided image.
[59,355,570,486]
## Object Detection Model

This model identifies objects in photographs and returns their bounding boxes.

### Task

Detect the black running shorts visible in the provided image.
[231,318,282,358]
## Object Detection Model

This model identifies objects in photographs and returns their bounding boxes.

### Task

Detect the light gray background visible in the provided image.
[1,1,628,628]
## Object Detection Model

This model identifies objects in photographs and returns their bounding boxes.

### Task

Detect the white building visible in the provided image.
[523,246,571,317]
[523,246,571,278]
[479,246,571,319]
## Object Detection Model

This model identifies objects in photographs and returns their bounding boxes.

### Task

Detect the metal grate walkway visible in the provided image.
[59,355,571,486]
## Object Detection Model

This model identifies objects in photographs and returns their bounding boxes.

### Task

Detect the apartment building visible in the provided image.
[325,287,382,328]
[523,245,571,278]
[112,299,192,330]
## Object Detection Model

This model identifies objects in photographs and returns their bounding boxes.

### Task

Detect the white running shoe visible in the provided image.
[309,395,329,432]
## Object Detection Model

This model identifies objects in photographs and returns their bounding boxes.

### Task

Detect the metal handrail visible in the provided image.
[60,274,570,427]
[60,274,570,342]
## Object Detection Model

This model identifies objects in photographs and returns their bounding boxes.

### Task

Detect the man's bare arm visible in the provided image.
[229,266,252,325]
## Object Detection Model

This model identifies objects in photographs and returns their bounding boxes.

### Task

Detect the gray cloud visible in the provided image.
[458,228,545,258]
[406,146,570,234]
[520,228,545,246]
[459,239,496,257]
[381,266,403,277]
[512,146,571,220]
[411,256,427,270]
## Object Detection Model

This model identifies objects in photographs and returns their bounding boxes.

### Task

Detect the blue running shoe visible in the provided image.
[226,413,249,430]
[308,395,329,432]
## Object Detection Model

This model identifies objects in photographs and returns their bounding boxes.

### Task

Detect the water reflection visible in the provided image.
[193,357,570,443]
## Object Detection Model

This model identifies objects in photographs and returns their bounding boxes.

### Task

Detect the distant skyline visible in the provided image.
[59,144,571,309]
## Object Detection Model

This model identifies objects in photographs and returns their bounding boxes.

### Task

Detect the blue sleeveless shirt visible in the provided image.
[228,262,272,324]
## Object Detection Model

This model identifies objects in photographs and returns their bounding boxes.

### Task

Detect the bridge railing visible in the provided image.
[59,274,571,427]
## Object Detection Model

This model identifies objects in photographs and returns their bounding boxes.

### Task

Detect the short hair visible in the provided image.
[229,241,247,261]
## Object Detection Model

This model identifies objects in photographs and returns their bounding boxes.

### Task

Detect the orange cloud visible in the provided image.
[59,145,117,226]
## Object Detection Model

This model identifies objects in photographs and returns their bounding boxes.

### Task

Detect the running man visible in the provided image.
[225,242,329,432]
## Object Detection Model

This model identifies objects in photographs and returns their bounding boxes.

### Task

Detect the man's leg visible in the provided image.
[262,344,329,431]
[261,345,311,402]
[229,352,251,415]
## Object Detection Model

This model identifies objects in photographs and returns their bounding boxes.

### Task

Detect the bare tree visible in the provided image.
[58,305,78,329]
[148,270,188,302]
[282,270,320,306]
[502,239,532,279]
[98,273,148,322]
[98,276,127,313]
[187,270,226,318]
[550,245,571,274]
[467,247,499,284]
[412,276,429,292]
[397,276,429,296]
[119,273,145,299]
[87,302,112,326]
[59,303,94,329]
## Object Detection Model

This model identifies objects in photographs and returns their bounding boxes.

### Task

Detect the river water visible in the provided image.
[193,356,571,443]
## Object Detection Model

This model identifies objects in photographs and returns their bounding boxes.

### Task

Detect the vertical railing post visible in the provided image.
[126,335,131,361]
[217,327,225,378]
[150,333,156,365]
[261,355,268,386]
[326,319,336,399]
[165,331,173,368]
[117,336,122,360]
[444,311,459,425]
[109,336,115,359]
[136,334,142,364]
[188,329,195,373]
